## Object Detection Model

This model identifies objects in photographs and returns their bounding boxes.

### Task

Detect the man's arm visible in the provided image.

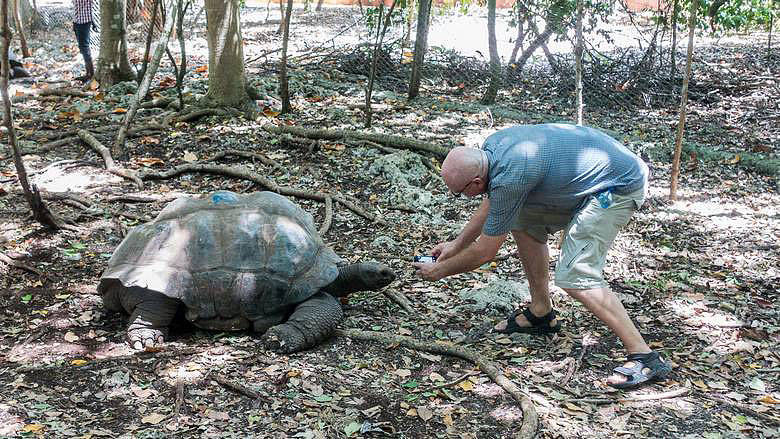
[415,231,505,281]
[434,198,491,261]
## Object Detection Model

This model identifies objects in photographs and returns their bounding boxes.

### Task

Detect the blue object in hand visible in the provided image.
[596,189,613,209]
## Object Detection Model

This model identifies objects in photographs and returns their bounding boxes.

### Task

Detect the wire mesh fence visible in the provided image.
[20,0,778,125]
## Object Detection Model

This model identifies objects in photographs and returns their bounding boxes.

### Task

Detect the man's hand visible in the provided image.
[412,261,442,281]
[431,240,461,262]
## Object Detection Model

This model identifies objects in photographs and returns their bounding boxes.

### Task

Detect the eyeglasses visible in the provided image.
[451,178,475,197]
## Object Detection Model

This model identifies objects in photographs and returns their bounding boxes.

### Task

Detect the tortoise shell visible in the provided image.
[98,191,341,322]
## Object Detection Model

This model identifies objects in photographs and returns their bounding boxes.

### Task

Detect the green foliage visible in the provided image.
[662,0,779,33]
[708,0,778,31]
[363,1,407,33]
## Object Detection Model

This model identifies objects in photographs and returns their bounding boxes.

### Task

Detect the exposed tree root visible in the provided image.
[0,251,51,280]
[76,130,143,189]
[261,124,451,158]
[140,163,388,226]
[335,328,538,439]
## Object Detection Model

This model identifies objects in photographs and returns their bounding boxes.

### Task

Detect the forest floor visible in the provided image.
[1,6,779,439]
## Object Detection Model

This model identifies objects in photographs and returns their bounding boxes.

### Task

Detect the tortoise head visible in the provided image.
[324,262,396,297]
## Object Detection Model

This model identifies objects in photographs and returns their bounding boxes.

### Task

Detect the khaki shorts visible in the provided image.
[512,187,645,289]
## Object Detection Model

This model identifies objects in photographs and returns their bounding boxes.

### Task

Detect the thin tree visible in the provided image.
[481,0,500,104]
[165,0,190,110]
[1,0,66,230]
[279,0,293,113]
[408,0,431,99]
[365,0,398,128]
[670,0,698,200]
[11,0,28,56]
[574,0,584,125]
[670,0,679,77]
[114,0,177,158]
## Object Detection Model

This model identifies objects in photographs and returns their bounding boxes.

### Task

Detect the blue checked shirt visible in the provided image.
[482,124,649,236]
[73,0,93,24]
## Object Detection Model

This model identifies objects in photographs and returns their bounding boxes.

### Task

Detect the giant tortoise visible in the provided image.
[98,190,395,353]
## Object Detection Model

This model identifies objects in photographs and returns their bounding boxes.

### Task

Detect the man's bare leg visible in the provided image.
[565,287,652,385]
[493,231,556,331]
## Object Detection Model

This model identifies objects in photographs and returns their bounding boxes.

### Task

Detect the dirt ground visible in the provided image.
[1,6,779,439]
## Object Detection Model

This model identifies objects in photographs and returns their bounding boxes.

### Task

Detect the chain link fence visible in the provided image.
[22,0,779,127]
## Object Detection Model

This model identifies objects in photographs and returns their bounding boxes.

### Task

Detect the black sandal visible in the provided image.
[494,308,561,335]
[608,351,671,389]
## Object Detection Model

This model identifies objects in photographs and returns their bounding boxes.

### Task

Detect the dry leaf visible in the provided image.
[137,157,164,166]
[205,409,230,421]
[64,332,79,342]
[323,143,345,151]
[141,413,166,424]
[88,79,99,90]
[758,395,780,404]
[22,424,44,433]
[194,65,208,73]
[394,369,411,378]
[442,413,454,426]
[183,151,198,162]
[113,108,128,114]
[726,154,741,164]
[262,107,281,118]
[406,408,417,417]
[71,359,88,366]
[417,406,433,421]
[458,380,474,392]
[139,136,160,145]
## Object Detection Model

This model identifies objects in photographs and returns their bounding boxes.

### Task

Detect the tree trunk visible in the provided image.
[203,0,252,111]
[97,0,136,87]
[279,0,293,113]
[508,2,529,65]
[1,1,64,230]
[407,0,430,99]
[575,0,583,125]
[11,0,28,56]
[481,0,500,105]
[669,0,698,200]
[670,0,679,77]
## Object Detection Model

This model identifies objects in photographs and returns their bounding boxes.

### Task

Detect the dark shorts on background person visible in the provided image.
[512,186,646,289]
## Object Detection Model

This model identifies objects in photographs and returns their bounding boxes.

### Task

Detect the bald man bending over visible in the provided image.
[412,123,670,389]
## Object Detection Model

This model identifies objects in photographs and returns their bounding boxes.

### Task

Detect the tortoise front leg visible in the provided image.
[116,286,180,350]
[261,292,343,354]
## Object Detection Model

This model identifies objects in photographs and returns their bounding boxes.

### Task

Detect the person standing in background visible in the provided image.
[72,0,94,82]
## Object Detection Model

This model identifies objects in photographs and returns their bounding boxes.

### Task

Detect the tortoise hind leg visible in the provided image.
[262,292,343,354]
[115,286,181,350]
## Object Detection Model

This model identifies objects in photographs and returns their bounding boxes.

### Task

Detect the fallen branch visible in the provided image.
[381,288,417,315]
[261,124,451,158]
[140,163,388,226]
[704,393,780,426]
[318,195,333,236]
[211,149,282,173]
[212,374,265,401]
[566,386,689,404]
[76,129,143,189]
[335,328,537,439]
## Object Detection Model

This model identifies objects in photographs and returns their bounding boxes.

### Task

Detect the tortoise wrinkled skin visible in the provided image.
[98,191,395,353]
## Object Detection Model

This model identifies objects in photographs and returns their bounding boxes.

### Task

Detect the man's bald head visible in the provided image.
[441,147,487,192]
